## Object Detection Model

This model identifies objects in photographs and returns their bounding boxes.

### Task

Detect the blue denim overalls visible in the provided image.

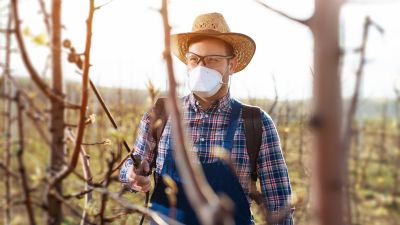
[150,100,253,225]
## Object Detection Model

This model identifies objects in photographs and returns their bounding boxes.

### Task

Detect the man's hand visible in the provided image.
[128,159,151,192]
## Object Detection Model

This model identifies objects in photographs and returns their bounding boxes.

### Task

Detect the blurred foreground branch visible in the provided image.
[160,0,234,224]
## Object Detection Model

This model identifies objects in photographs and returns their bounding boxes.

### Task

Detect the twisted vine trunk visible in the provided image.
[47,0,65,224]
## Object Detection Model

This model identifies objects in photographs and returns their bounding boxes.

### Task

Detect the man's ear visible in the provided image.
[229,57,238,74]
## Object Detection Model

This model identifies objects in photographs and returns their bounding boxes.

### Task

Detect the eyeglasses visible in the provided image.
[185,52,233,68]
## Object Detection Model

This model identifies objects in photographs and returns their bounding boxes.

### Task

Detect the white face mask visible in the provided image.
[187,66,228,98]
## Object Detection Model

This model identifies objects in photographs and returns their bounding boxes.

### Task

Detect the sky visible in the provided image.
[2,0,400,100]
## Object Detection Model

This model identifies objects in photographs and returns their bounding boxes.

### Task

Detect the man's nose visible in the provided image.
[197,58,206,66]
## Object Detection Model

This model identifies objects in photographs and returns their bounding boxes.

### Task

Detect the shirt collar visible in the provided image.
[188,91,232,113]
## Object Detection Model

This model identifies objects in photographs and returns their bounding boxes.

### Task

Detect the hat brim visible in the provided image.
[171,32,256,73]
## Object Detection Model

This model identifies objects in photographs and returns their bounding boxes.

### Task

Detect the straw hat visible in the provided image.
[171,12,256,73]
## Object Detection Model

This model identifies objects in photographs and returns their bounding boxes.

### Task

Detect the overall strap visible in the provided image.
[223,99,242,151]
[242,105,262,182]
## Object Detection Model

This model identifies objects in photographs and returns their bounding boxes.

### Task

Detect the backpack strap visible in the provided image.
[242,104,263,182]
[149,97,168,169]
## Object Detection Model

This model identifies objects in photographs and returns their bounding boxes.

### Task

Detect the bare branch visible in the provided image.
[109,148,135,175]
[62,188,94,200]
[341,16,384,224]
[26,110,51,147]
[37,0,51,35]
[15,92,37,225]
[50,0,96,186]
[49,189,96,225]
[255,0,312,27]
[102,211,133,223]
[92,187,184,225]
[0,162,20,179]
[88,78,135,160]
[370,19,385,34]
[98,153,117,225]
[94,0,116,10]
[11,0,80,109]
[71,169,92,184]
[81,139,111,146]
[5,75,50,120]
[342,16,375,152]
[268,73,278,115]
[64,128,94,225]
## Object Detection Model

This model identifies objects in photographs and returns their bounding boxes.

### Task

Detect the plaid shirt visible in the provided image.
[120,92,293,224]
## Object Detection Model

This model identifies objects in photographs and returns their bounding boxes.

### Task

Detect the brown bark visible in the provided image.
[46,1,65,224]
[65,129,93,225]
[2,3,13,224]
[26,110,51,147]
[50,0,95,186]
[257,0,345,224]
[341,16,383,224]
[7,76,49,120]
[311,1,344,224]
[98,154,115,225]
[16,92,37,225]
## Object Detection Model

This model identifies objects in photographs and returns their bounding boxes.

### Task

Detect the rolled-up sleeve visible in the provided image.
[257,111,293,225]
[119,111,156,185]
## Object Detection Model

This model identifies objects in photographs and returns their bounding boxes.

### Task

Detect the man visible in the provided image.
[120,12,293,225]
